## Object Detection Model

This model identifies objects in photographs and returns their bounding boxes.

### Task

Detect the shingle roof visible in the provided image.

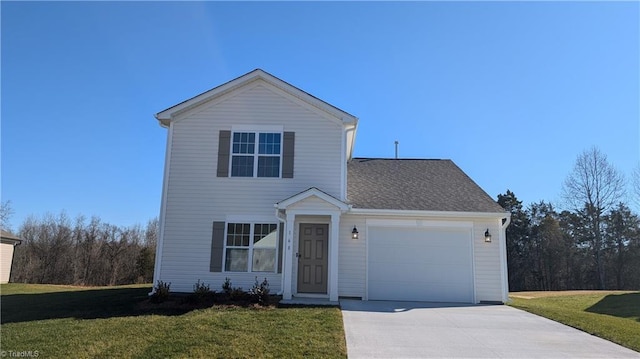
[1,230,21,242]
[347,158,506,213]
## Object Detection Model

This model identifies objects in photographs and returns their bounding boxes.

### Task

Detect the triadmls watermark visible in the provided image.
[0,350,40,358]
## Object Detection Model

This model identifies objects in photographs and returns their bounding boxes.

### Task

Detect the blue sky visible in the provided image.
[2,2,639,230]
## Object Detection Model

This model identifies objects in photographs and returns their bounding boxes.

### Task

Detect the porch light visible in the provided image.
[351,226,359,240]
[484,229,492,243]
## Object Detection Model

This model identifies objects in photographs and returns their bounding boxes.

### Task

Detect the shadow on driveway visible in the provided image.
[340,299,491,313]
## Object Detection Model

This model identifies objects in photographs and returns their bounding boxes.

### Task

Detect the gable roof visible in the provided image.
[347,158,506,213]
[275,187,350,212]
[156,68,359,160]
[155,69,358,127]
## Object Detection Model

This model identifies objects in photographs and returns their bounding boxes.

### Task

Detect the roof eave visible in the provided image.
[1,238,22,245]
[155,114,170,128]
[349,208,510,219]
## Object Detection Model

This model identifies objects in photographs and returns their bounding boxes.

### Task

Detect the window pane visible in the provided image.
[231,156,254,177]
[254,224,277,247]
[227,223,250,247]
[225,249,248,272]
[252,224,277,272]
[257,156,280,177]
[258,133,281,154]
[252,249,276,272]
[232,132,255,154]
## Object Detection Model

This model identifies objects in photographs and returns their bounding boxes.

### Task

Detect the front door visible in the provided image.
[297,223,328,293]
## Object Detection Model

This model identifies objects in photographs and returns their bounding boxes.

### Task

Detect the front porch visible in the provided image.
[275,187,350,302]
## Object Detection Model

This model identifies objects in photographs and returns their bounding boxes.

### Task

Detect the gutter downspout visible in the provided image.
[500,214,512,303]
[9,239,22,284]
[150,121,173,296]
[502,215,511,229]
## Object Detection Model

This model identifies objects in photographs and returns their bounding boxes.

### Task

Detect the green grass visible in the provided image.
[509,291,640,352]
[0,283,347,358]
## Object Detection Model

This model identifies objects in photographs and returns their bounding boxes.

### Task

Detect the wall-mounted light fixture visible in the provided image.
[484,229,492,243]
[352,225,359,240]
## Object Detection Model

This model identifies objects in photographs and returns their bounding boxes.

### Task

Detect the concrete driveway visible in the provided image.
[340,300,639,358]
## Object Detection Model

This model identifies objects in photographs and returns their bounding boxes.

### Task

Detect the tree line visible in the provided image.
[500,147,640,291]
[8,212,157,286]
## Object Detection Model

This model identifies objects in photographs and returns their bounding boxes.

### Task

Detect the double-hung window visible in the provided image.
[231,132,281,177]
[225,223,278,272]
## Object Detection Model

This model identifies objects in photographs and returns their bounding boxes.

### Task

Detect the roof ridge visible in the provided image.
[352,157,450,161]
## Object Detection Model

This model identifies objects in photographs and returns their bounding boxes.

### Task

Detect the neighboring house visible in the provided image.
[1,230,22,284]
[153,69,511,303]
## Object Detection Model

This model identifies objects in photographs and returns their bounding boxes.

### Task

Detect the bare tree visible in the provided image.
[632,163,640,207]
[562,146,625,289]
[13,212,158,286]
[1,200,14,231]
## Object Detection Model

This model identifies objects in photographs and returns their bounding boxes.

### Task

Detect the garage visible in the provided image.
[367,226,474,303]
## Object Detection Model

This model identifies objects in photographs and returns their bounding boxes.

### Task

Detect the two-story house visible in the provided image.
[153,69,510,303]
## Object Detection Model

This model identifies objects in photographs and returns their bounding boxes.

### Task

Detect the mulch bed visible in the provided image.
[137,293,283,313]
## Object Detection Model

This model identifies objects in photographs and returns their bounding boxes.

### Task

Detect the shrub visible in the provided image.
[185,279,214,304]
[192,279,213,301]
[222,277,232,295]
[220,277,253,302]
[222,277,246,301]
[229,287,247,301]
[250,277,270,305]
[150,280,171,303]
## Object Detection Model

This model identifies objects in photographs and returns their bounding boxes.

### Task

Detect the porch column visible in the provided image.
[329,213,340,302]
[282,213,295,300]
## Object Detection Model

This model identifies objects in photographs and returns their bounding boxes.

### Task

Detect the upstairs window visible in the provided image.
[217,130,293,179]
[231,132,281,177]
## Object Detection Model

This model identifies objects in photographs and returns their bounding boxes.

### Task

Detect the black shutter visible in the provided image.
[282,132,295,178]
[210,221,225,272]
[217,131,231,177]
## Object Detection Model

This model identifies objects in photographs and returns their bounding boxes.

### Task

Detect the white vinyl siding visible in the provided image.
[159,81,343,292]
[338,215,366,298]
[0,242,16,284]
[473,221,504,302]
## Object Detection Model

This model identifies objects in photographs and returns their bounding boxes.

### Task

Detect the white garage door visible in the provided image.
[368,226,474,303]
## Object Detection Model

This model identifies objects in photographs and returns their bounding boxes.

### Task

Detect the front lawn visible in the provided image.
[0,283,347,358]
[509,290,640,353]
